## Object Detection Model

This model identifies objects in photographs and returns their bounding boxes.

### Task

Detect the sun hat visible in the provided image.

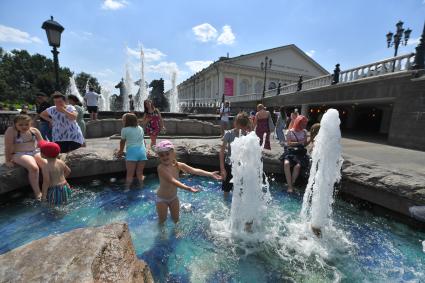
[39,140,61,158]
[155,140,174,153]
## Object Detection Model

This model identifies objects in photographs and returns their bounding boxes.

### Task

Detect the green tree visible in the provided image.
[75,72,101,95]
[0,48,72,104]
[148,78,169,111]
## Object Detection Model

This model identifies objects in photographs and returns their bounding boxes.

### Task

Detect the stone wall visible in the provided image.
[86,118,221,138]
[0,223,153,283]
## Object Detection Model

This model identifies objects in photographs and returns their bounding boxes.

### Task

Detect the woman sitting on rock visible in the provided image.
[4,114,46,200]
[280,115,309,193]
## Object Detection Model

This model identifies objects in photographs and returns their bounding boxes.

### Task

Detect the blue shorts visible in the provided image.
[126,145,147,162]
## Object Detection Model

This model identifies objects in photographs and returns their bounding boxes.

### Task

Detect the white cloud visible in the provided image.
[0,25,42,44]
[126,46,166,62]
[93,68,115,77]
[69,31,93,40]
[146,61,179,74]
[407,37,421,46]
[306,50,316,57]
[101,0,128,10]
[192,23,218,42]
[185,60,213,73]
[217,25,235,45]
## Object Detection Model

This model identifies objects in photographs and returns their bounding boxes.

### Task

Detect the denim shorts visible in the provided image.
[126,145,147,161]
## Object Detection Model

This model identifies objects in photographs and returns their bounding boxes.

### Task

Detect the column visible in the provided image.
[218,72,223,97]
[236,73,240,96]
[251,76,255,93]
[379,106,392,134]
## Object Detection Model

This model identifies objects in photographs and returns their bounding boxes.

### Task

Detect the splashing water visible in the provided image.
[170,71,180,113]
[98,92,105,111]
[66,76,84,103]
[229,131,271,239]
[101,88,111,111]
[122,63,133,112]
[301,108,343,233]
[135,46,147,112]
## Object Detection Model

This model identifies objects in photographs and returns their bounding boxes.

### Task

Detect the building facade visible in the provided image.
[177,44,328,107]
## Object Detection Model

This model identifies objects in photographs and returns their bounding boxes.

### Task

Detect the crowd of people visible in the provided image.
[4,92,320,226]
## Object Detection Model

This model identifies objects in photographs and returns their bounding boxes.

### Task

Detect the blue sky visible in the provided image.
[0,0,424,92]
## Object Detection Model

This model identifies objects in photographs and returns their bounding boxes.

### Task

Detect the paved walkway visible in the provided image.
[1,135,424,176]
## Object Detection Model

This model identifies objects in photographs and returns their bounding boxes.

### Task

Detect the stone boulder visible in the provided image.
[0,223,153,283]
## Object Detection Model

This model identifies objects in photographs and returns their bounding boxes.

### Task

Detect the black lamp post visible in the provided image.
[260,56,272,101]
[42,16,64,91]
[386,20,412,72]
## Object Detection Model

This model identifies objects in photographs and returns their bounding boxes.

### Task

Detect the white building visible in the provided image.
[177,44,328,107]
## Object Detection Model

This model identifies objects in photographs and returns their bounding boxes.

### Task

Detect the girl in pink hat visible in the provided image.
[155,140,222,224]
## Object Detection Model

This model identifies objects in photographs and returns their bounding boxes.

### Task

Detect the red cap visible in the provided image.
[39,141,61,158]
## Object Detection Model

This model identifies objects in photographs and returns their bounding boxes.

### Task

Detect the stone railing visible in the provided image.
[227,93,262,103]
[339,53,415,83]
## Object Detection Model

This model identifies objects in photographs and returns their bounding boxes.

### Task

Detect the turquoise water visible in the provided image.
[1,174,424,282]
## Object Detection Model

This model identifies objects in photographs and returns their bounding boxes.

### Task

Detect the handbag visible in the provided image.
[268,112,275,132]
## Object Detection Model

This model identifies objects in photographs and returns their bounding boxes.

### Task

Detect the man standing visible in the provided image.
[35,92,52,140]
[220,101,231,136]
[84,86,100,120]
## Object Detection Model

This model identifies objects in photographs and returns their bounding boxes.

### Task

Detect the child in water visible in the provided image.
[219,112,252,198]
[117,113,147,188]
[40,141,72,205]
[155,140,222,224]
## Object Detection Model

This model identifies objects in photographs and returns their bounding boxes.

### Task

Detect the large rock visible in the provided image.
[0,223,153,283]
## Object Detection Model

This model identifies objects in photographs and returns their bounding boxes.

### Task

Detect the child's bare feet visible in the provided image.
[287,186,294,193]
[35,193,42,201]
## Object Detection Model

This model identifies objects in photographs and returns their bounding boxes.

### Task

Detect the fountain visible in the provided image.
[229,131,271,237]
[300,108,343,236]
[66,76,84,103]
[98,90,105,111]
[134,46,148,112]
[101,88,111,111]
[170,71,180,113]
[122,63,132,112]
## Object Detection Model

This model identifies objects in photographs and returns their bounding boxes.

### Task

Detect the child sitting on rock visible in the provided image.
[219,112,252,198]
[155,140,222,224]
[40,141,72,205]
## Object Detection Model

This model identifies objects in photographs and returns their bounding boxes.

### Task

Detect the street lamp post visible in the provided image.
[42,16,64,91]
[260,56,272,102]
[386,20,412,72]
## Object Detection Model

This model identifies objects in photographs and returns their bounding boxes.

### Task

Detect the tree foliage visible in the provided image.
[0,48,72,104]
[148,78,169,111]
[75,72,101,95]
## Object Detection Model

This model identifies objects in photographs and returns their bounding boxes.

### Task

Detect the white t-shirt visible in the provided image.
[84,91,99,107]
[220,106,230,122]
[46,105,85,144]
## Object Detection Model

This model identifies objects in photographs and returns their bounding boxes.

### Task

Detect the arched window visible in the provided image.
[255,81,263,93]
[268,81,277,90]
[239,79,250,95]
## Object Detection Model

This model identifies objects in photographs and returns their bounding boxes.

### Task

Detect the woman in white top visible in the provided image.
[40,92,85,153]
